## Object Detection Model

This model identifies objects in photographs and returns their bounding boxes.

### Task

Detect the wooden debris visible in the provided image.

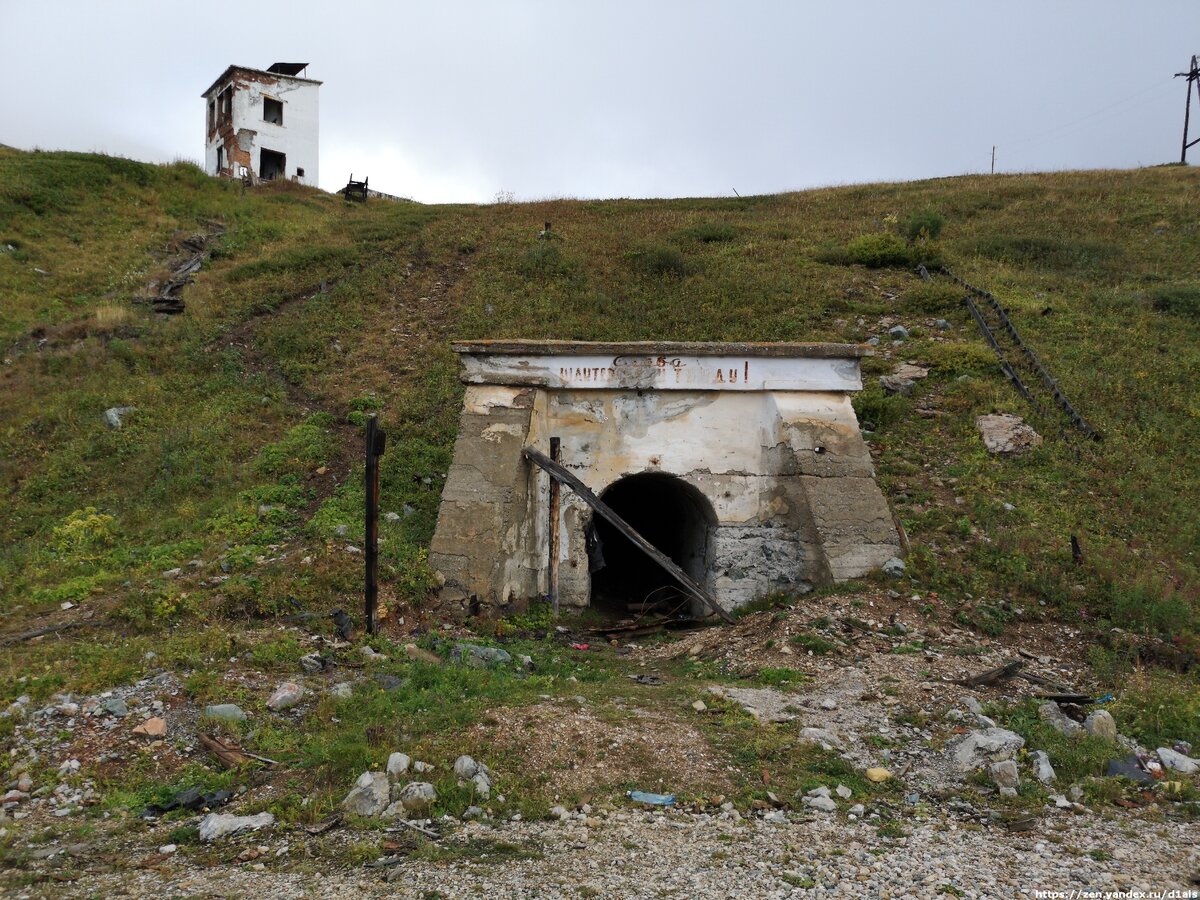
[952,659,1023,688]
[198,734,253,769]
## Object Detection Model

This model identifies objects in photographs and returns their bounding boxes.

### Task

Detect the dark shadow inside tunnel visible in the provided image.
[588,473,714,617]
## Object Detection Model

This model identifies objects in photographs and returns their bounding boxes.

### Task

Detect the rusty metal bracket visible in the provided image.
[524,447,734,624]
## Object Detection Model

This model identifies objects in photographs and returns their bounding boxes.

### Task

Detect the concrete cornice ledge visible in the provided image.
[451,340,873,359]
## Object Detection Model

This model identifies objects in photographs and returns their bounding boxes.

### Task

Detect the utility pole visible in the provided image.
[1177,54,1200,164]
[991,146,996,175]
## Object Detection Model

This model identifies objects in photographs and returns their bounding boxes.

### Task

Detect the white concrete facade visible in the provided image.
[202,65,320,186]
[430,342,903,617]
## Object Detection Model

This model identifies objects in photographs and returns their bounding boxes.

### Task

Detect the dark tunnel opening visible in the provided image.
[588,473,714,617]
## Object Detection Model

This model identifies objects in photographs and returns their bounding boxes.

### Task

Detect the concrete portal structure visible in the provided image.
[202,62,319,186]
[429,341,902,617]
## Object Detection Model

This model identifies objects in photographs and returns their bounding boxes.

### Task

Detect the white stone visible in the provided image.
[1030,750,1056,784]
[453,755,480,780]
[1083,710,1117,742]
[976,414,1042,454]
[198,812,274,842]
[1157,747,1198,774]
[798,727,844,751]
[266,681,304,711]
[950,728,1025,772]
[395,782,437,814]
[342,772,389,817]
[386,753,411,780]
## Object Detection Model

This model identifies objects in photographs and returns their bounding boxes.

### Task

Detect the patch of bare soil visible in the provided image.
[470,701,731,801]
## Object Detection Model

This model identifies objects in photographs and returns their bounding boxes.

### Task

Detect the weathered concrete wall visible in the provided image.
[429,343,901,616]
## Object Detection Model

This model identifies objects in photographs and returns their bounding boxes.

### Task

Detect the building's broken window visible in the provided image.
[216,145,224,174]
[208,100,215,133]
[263,98,283,125]
[219,88,232,124]
[296,167,305,178]
[259,148,286,181]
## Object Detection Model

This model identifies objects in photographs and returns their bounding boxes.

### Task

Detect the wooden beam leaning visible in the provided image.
[523,447,734,625]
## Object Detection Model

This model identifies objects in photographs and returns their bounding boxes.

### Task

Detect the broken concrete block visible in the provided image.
[198,811,274,842]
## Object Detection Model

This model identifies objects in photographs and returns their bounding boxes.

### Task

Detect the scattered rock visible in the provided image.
[1038,702,1083,737]
[394,782,437,815]
[103,406,136,429]
[462,805,485,820]
[204,704,247,723]
[950,728,1025,772]
[375,674,404,691]
[1030,750,1056,784]
[865,768,892,783]
[820,698,838,711]
[835,784,852,799]
[1157,747,1198,775]
[386,753,411,780]
[976,414,1042,455]
[198,812,274,842]
[342,772,390,817]
[848,803,865,817]
[472,772,492,799]
[549,805,569,821]
[329,682,354,700]
[802,795,837,813]
[452,644,512,668]
[159,843,178,854]
[880,375,916,396]
[692,700,708,712]
[360,646,388,662]
[798,727,844,751]
[1084,710,1117,742]
[935,319,951,329]
[1105,756,1155,784]
[454,755,481,781]
[299,653,327,674]
[881,557,906,578]
[267,682,304,712]
[888,325,909,340]
[132,717,166,738]
[989,760,1020,796]
[102,698,129,718]
[383,511,401,522]
[962,697,984,715]
[403,644,443,666]
[412,761,433,774]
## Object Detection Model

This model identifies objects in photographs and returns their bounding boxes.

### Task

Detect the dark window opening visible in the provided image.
[589,473,713,617]
[208,100,215,133]
[215,145,224,174]
[296,167,305,178]
[259,148,286,181]
[219,87,232,124]
[263,97,283,125]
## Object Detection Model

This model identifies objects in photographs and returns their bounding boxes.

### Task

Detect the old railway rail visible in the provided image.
[930,266,1102,441]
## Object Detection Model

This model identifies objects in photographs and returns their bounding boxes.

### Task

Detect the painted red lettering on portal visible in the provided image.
[744,361,750,382]
[729,368,738,383]
[714,370,724,383]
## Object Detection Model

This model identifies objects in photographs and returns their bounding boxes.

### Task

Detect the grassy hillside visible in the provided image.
[1,149,1199,828]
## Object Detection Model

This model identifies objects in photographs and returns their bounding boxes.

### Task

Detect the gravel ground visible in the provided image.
[40,807,1200,900]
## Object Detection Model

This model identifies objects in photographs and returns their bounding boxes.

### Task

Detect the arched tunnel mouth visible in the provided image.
[588,473,714,617]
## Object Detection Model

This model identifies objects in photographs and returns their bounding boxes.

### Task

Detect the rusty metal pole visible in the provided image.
[548,437,561,617]
[364,415,387,635]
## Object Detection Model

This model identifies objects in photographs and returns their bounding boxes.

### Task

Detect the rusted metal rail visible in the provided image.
[941,267,1102,441]
[524,447,734,624]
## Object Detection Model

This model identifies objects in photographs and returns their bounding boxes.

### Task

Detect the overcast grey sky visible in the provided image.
[2,1,1197,202]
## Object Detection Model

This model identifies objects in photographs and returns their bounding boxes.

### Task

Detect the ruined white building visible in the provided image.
[430,341,903,618]
[202,63,319,186]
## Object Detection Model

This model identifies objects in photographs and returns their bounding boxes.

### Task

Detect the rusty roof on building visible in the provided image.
[201,65,323,98]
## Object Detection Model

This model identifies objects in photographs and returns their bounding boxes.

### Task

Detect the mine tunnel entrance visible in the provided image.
[589,473,714,617]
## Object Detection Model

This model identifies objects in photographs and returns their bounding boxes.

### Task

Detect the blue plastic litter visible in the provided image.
[1093,693,1114,704]
[627,790,675,806]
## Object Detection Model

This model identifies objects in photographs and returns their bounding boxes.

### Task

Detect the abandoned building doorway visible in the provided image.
[259,148,286,181]
[589,473,714,617]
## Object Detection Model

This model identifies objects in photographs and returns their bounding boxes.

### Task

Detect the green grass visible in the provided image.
[2,147,1200,820]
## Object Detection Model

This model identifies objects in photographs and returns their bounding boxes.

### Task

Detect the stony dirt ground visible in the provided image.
[4,590,1199,898]
[26,809,1200,899]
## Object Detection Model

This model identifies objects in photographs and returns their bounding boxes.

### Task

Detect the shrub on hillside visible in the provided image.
[1149,286,1200,318]
[846,233,912,268]
[902,209,945,243]
[629,244,691,278]
[674,222,736,243]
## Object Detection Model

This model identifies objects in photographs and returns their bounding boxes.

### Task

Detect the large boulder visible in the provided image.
[394,782,437,815]
[1083,710,1117,742]
[950,728,1025,772]
[1157,747,1199,774]
[342,771,390,817]
[976,414,1042,455]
